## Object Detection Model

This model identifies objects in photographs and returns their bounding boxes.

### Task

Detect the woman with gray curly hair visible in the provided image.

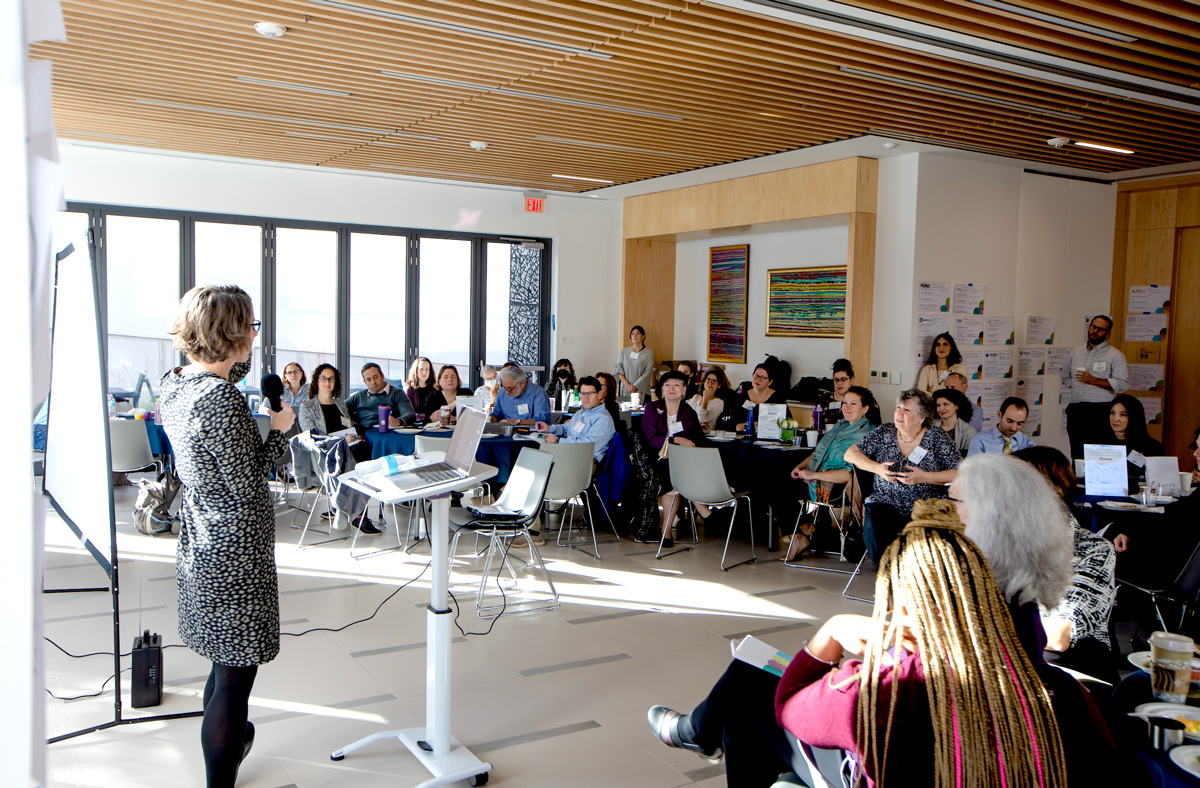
[845,388,960,563]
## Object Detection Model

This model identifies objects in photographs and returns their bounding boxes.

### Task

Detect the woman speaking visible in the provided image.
[160,285,295,787]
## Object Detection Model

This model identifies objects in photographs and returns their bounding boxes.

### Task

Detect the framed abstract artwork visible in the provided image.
[766,266,847,338]
[708,244,749,363]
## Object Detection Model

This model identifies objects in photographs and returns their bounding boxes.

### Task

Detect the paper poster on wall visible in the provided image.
[1136,396,1163,426]
[985,316,1015,345]
[960,350,984,380]
[917,314,949,349]
[1020,408,1042,437]
[914,351,927,382]
[954,283,986,315]
[1125,314,1168,343]
[953,316,984,346]
[979,382,1013,429]
[1129,285,1170,314]
[983,350,1013,379]
[918,281,951,312]
[1016,348,1046,377]
[1046,347,1072,376]
[1025,316,1056,345]
[1014,378,1044,407]
[1128,363,1165,392]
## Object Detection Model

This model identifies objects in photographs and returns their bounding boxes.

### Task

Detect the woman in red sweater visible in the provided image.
[648,498,1116,787]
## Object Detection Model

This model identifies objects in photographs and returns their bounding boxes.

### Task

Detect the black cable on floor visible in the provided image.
[281,560,432,637]
[46,668,130,701]
[449,535,516,638]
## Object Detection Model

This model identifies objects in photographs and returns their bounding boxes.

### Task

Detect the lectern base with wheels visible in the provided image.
[332,465,497,787]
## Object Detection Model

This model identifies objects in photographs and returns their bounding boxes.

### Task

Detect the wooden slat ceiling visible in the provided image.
[33,0,1200,192]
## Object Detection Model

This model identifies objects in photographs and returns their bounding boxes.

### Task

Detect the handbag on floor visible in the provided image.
[133,470,181,535]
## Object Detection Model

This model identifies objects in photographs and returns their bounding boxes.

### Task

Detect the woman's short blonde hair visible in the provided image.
[170,284,255,363]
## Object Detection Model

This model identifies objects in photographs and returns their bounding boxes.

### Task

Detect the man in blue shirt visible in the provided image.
[968,396,1034,456]
[533,377,615,464]
[345,363,416,430]
[494,366,552,425]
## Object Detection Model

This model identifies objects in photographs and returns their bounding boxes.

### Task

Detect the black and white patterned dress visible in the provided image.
[854,422,960,514]
[160,361,288,666]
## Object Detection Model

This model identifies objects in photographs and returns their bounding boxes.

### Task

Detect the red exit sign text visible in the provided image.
[524,197,545,213]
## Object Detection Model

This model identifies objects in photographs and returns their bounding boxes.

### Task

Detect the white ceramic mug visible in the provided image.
[1182,472,1195,494]
[805,430,818,447]
[1074,459,1085,478]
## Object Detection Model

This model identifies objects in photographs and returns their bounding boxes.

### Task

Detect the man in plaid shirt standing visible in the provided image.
[1061,315,1130,403]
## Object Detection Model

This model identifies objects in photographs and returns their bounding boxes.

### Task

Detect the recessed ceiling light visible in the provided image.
[551,174,615,184]
[59,129,160,143]
[235,76,350,97]
[840,66,1083,120]
[309,0,612,58]
[1073,140,1135,154]
[965,0,1136,42]
[380,71,683,121]
[532,135,692,159]
[133,98,395,134]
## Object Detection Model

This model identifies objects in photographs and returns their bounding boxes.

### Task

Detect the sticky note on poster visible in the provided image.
[918,281,951,313]
[1128,364,1165,392]
[954,316,984,346]
[985,316,1015,345]
[983,350,1013,379]
[1026,315,1056,345]
[954,283,986,315]
[1014,378,1044,406]
[1126,314,1167,343]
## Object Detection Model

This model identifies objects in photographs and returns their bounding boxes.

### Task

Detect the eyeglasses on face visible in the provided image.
[318,375,336,382]
[251,320,261,331]
[833,376,851,383]
[1190,442,1198,451]
[752,374,769,381]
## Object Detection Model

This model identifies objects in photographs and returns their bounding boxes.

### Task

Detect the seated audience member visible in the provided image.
[345,363,416,429]
[716,363,788,433]
[545,358,577,405]
[595,372,623,430]
[845,388,959,563]
[932,387,977,457]
[676,360,700,399]
[687,367,730,431]
[1103,393,1164,459]
[280,362,310,408]
[818,358,856,425]
[404,356,436,417]
[298,364,379,532]
[781,386,878,560]
[646,498,1115,788]
[968,396,1034,456]
[943,371,982,431]
[493,365,552,425]
[423,364,470,423]
[641,371,705,548]
[474,364,499,411]
[1013,446,1118,685]
[533,376,615,464]
[614,325,655,398]
[917,332,968,394]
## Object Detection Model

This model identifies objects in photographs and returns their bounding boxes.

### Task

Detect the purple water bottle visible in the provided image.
[812,403,823,435]
[378,405,390,432]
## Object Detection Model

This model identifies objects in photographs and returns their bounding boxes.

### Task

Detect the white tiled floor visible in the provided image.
[42,481,873,787]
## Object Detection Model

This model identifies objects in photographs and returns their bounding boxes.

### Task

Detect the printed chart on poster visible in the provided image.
[961,350,984,380]
[1015,378,1044,407]
[1016,348,1046,377]
[953,316,984,346]
[1047,348,1072,376]
[985,316,1015,345]
[1128,363,1165,392]
[983,350,1013,379]
[918,281,951,313]
[1126,314,1168,342]
[954,283,986,315]
[1025,316,1056,345]
[1129,285,1170,314]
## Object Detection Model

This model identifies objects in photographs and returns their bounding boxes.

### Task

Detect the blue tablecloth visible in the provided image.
[363,428,530,484]
[117,415,171,456]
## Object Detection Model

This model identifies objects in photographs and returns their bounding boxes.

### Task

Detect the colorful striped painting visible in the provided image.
[708,245,749,363]
[766,266,847,338]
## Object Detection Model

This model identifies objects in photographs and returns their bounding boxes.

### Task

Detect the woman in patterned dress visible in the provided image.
[160,285,295,787]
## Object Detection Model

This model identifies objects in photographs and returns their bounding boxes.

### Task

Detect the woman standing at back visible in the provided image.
[159,285,295,788]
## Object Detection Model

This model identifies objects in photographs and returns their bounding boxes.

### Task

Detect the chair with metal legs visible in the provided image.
[289,436,350,549]
[447,448,559,618]
[784,467,874,602]
[541,442,618,558]
[662,445,757,571]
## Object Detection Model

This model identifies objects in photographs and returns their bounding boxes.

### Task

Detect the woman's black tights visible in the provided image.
[201,662,258,788]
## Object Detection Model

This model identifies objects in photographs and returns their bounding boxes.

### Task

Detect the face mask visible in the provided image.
[556,369,569,378]
[484,379,497,389]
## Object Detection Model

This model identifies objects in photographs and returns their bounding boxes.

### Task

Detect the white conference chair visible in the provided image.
[539,442,613,558]
[108,418,160,477]
[664,444,757,571]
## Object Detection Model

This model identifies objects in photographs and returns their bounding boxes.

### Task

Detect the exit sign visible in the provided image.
[525,197,545,213]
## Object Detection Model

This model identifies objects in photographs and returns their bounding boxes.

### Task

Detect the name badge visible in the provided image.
[629,351,640,360]
[517,403,530,415]
[1092,361,1106,374]
[668,418,684,436]
[742,400,755,410]
[572,420,585,433]
[1128,450,1146,468]
[907,445,928,465]
[828,401,841,410]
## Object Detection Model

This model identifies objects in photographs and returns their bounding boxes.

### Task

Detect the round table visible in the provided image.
[363,428,530,484]
[708,437,813,550]
[1078,490,1199,588]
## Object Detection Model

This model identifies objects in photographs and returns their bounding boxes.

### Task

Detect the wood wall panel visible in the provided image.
[845,212,876,383]
[1167,228,1200,463]
[1179,187,1200,228]
[1129,190,1178,231]
[622,158,875,239]
[621,237,677,367]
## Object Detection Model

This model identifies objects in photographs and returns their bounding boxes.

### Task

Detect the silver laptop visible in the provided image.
[372,407,487,494]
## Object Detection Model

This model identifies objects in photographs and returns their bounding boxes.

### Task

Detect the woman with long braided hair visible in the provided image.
[647,495,1116,787]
